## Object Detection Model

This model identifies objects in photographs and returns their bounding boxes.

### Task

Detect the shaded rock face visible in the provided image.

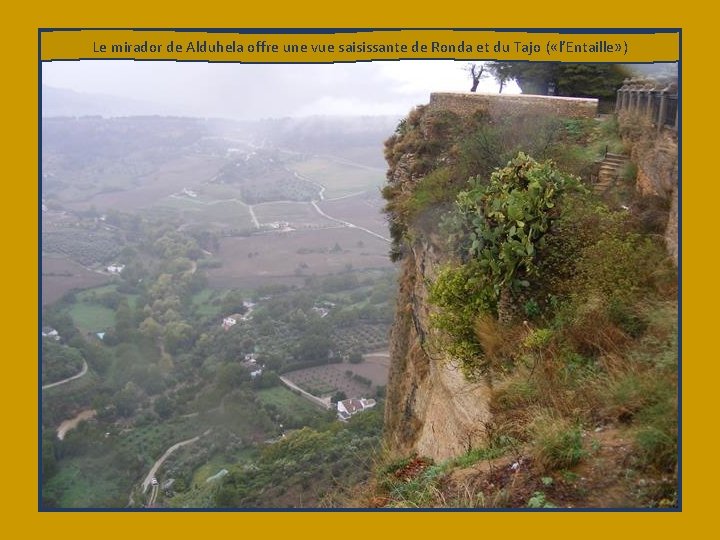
[384,234,491,462]
[619,113,678,265]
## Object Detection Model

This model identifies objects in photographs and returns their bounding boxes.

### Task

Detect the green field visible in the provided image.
[257,386,324,425]
[192,288,223,317]
[68,303,116,333]
[290,158,384,198]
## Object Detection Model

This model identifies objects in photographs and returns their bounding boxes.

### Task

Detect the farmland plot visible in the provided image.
[42,256,110,305]
[317,191,389,238]
[283,354,389,400]
[252,201,335,229]
[290,157,384,198]
[207,228,392,289]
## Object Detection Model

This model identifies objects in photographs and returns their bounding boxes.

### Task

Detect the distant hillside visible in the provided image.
[254,115,401,168]
[41,84,178,117]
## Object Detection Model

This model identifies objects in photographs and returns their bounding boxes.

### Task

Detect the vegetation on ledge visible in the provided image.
[380,105,677,508]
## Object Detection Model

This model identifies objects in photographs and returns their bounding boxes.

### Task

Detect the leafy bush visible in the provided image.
[447,153,584,301]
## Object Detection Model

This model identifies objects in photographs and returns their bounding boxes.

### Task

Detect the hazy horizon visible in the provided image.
[41,60,520,120]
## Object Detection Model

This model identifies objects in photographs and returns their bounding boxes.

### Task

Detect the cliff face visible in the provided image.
[384,237,491,461]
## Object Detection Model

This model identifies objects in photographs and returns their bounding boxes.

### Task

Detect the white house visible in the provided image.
[41,327,60,341]
[337,397,376,421]
[107,263,125,274]
[222,316,237,330]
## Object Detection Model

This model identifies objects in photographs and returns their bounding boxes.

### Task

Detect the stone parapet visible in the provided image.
[428,92,598,119]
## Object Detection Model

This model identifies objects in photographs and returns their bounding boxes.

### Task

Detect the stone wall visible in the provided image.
[428,92,598,119]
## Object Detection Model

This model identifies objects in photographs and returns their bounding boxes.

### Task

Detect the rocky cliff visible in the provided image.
[618,112,679,264]
[384,236,492,461]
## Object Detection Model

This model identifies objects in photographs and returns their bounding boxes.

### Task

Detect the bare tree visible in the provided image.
[466,63,485,92]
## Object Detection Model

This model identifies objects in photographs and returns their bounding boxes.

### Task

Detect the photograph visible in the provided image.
[39,37,679,510]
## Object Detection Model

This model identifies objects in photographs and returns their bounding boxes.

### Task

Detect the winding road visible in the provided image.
[311,200,391,243]
[141,429,212,493]
[42,359,88,390]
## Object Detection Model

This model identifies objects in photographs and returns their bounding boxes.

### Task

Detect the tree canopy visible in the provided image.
[486,62,629,102]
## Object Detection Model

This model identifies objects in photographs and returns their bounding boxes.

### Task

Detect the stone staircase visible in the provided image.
[595,152,630,194]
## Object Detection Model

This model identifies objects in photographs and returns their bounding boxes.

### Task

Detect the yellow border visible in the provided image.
[6,1,712,538]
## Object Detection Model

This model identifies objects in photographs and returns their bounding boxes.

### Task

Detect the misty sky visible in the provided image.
[42,60,520,120]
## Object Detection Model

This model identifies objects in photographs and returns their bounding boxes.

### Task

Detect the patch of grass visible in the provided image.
[403,167,457,227]
[530,410,585,473]
[192,288,222,317]
[449,442,512,469]
[42,456,131,508]
[492,370,539,412]
[191,454,234,485]
[620,161,638,182]
[256,386,323,425]
[377,457,443,508]
[68,302,116,333]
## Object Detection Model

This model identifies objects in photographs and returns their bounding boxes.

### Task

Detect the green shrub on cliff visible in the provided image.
[448,153,584,296]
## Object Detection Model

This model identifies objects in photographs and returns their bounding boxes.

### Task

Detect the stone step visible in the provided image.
[603,159,628,167]
[605,152,629,160]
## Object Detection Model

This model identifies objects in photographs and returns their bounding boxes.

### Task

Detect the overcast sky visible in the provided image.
[42,60,520,120]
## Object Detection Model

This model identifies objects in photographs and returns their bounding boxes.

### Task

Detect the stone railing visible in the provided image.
[616,77,678,131]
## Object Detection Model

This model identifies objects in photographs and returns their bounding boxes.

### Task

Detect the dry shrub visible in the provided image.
[562,294,630,357]
[473,315,525,373]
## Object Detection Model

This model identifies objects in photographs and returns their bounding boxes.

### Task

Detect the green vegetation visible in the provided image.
[381,104,677,507]
[68,302,116,333]
[486,62,629,110]
[530,411,585,472]
[42,228,124,266]
[42,341,84,386]
[168,409,384,508]
[257,387,328,428]
[42,209,393,508]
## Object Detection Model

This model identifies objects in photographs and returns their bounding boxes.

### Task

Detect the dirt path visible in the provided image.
[56,409,97,440]
[311,200,391,243]
[42,359,88,390]
[247,205,260,228]
[316,154,386,173]
[324,191,367,202]
[141,429,211,493]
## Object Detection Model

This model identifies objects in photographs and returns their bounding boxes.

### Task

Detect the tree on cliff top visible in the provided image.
[486,62,629,103]
[466,63,487,92]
